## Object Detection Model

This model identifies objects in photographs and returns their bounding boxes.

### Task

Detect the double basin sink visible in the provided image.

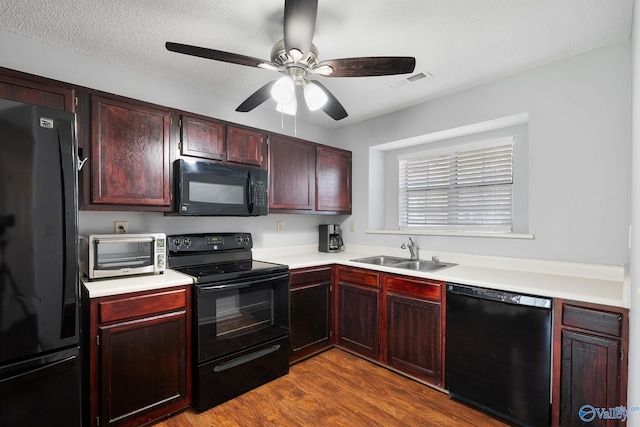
[350,255,456,273]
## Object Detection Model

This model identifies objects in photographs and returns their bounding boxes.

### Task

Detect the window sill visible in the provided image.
[366,229,535,239]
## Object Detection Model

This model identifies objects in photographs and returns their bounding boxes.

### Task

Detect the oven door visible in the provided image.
[196,272,289,363]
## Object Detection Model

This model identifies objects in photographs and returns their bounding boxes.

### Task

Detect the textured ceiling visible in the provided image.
[0,0,633,128]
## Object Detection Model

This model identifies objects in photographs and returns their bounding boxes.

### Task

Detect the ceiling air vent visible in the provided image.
[387,70,433,89]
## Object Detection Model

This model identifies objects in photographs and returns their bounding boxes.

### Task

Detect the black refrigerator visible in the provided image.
[0,98,81,426]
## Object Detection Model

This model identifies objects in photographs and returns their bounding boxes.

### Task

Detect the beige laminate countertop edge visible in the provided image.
[81,269,195,298]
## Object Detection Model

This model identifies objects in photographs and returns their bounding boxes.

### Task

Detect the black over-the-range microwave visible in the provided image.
[172,159,268,216]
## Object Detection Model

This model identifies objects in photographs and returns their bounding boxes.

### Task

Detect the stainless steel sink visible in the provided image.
[350,256,456,272]
[389,260,456,272]
[350,255,408,266]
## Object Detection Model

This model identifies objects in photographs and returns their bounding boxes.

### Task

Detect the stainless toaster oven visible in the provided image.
[83,233,166,280]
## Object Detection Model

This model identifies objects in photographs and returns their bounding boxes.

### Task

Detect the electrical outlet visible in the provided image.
[277,221,284,233]
[349,221,355,232]
[114,221,128,234]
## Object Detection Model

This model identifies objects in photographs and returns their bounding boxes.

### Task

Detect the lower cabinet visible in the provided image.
[289,266,333,363]
[384,275,443,386]
[337,267,380,360]
[552,299,628,427]
[86,286,192,427]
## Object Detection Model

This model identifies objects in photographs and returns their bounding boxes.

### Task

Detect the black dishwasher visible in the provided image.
[445,283,552,427]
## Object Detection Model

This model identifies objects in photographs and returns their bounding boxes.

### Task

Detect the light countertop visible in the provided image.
[81,269,195,298]
[81,245,627,308]
[253,245,627,308]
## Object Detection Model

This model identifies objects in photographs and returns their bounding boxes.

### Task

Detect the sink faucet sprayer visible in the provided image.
[401,237,418,260]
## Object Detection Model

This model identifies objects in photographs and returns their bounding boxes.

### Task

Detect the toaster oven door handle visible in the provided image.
[94,236,155,244]
[200,273,290,292]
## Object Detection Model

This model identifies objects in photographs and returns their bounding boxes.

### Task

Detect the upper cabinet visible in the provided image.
[84,92,174,211]
[226,125,264,167]
[179,114,265,168]
[316,146,351,213]
[269,134,352,215]
[0,67,76,113]
[268,134,316,211]
[180,114,225,161]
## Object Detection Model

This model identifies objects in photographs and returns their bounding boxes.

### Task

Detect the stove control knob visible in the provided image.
[243,235,250,244]
[183,238,191,247]
[172,237,182,247]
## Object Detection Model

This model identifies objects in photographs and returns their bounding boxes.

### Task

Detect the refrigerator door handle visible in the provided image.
[57,122,78,340]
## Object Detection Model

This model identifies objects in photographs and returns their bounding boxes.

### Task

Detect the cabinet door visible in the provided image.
[316,146,351,213]
[338,283,379,359]
[226,125,263,167]
[180,114,225,161]
[290,282,332,362]
[560,330,621,427]
[100,311,187,427]
[90,94,172,209]
[268,134,315,211]
[387,294,441,385]
[0,67,76,112]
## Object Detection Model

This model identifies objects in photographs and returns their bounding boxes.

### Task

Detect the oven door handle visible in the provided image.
[199,273,289,292]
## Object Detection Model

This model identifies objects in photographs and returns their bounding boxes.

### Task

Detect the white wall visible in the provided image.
[334,41,632,266]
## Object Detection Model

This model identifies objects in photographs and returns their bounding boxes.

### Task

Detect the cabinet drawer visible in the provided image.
[290,267,332,287]
[99,288,187,324]
[562,304,622,337]
[385,275,442,301]
[338,266,379,288]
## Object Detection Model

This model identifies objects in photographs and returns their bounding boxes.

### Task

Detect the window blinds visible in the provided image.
[399,140,514,232]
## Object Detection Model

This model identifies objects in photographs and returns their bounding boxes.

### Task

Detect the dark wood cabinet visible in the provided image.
[86,93,173,210]
[226,125,264,167]
[0,66,76,113]
[179,116,264,167]
[87,286,192,427]
[268,133,315,211]
[180,114,225,161]
[384,275,443,386]
[268,134,352,214]
[552,299,628,427]
[337,267,380,360]
[289,266,333,363]
[316,145,351,213]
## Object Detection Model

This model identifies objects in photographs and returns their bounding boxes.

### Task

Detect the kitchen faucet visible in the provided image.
[401,237,418,260]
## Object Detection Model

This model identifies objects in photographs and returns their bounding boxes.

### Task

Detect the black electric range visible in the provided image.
[167,232,290,412]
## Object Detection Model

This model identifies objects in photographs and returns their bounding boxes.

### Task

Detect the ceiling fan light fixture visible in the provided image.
[303,81,328,111]
[271,76,295,104]
[276,97,297,116]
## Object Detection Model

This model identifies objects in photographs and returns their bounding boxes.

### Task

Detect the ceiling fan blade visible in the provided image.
[310,81,348,121]
[316,57,416,77]
[236,81,276,112]
[283,0,317,57]
[166,42,273,68]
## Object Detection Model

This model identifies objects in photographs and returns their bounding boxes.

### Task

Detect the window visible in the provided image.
[398,137,514,233]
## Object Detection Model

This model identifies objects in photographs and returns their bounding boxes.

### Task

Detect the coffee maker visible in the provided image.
[319,224,343,253]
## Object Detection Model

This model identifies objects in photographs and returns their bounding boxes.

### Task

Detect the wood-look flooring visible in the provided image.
[153,348,510,427]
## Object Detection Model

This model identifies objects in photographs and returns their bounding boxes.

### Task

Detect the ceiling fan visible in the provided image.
[166,0,416,121]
